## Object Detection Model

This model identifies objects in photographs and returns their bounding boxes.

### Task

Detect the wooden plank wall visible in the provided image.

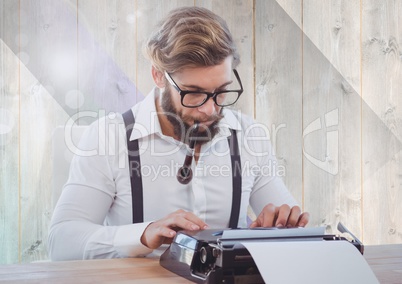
[0,0,401,264]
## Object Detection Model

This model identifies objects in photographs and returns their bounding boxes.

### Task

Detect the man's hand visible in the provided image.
[140,209,208,249]
[249,204,309,228]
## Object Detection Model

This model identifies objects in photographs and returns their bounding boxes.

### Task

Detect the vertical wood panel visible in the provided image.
[78,0,137,86]
[362,0,402,244]
[275,0,302,29]
[2,0,402,265]
[255,0,303,205]
[77,0,138,123]
[136,0,195,96]
[196,0,254,117]
[0,0,20,264]
[19,0,74,262]
[303,0,362,236]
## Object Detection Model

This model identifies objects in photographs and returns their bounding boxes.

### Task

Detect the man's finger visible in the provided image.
[259,203,277,227]
[274,204,291,227]
[297,212,310,227]
[141,223,175,249]
[179,211,209,229]
[285,206,302,227]
[168,210,208,231]
[249,220,258,228]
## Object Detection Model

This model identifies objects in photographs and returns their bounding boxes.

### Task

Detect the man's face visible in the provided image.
[161,56,233,144]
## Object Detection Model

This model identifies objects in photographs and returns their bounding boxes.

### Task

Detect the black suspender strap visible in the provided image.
[228,129,242,229]
[123,109,241,228]
[122,110,144,224]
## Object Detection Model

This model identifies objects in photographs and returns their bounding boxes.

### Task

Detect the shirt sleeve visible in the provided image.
[48,117,153,260]
[48,186,153,260]
[249,164,298,216]
[244,119,299,215]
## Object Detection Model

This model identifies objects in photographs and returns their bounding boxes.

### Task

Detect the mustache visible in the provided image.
[204,114,223,121]
[193,111,224,124]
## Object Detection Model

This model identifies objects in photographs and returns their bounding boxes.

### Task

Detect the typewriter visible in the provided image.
[160,223,364,284]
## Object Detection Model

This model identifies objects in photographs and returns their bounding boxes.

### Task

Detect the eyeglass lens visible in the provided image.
[182,91,239,107]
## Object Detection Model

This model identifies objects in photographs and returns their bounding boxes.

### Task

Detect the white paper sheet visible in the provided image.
[242,240,379,284]
[221,227,326,240]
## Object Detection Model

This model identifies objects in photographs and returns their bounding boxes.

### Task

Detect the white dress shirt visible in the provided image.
[48,88,297,260]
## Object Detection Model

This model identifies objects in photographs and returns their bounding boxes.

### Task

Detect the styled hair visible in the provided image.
[144,6,240,73]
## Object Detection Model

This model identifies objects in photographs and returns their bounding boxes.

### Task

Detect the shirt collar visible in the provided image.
[128,88,161,141]
[129,88,242,141]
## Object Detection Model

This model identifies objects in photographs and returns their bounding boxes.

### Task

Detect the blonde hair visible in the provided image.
[145,6,240,73]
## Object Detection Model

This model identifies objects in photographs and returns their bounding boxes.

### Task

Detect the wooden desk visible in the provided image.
[364,244,402,283]
[0,245,401,283]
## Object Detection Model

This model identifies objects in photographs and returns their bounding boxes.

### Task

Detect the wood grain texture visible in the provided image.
[362,0,402,244]
[0,245,400,283]
[275,0,302,30]
[1,0,402,265]
[18,0,74,262]
[302,0,362,237]
[77,0,138,121]
[254,0,303,206]
[0,0,20,264]
[0,258,192,283]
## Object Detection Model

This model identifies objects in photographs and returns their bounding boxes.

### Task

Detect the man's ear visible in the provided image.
[151,66,165,88]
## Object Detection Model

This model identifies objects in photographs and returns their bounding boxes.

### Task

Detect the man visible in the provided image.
[48,6,309,260]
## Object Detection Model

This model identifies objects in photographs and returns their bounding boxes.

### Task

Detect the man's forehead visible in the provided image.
[174,58,234,87]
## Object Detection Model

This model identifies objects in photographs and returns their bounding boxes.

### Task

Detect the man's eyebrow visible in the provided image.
[181,80,233,91]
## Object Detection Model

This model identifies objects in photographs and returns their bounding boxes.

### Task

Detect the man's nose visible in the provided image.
[197,97,217,116]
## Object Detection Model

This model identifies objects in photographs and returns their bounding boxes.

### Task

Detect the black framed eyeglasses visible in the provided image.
[164,69,243,108]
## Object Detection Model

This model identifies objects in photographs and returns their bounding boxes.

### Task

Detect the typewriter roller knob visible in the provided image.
[199,246,214,264]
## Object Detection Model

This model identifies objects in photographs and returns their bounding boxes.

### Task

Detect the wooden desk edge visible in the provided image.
[0,244,400,283]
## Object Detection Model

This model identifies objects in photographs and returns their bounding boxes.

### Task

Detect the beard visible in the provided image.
[160,87,223,145]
